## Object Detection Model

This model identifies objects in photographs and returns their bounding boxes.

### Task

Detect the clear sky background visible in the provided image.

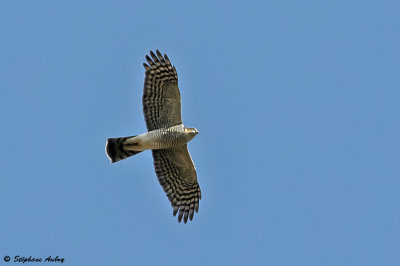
[1,1,399,265]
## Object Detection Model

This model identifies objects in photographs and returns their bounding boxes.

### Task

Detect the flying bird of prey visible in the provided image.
[105,50,201,223]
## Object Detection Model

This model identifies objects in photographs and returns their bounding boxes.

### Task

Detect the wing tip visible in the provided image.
[145,49,173,68]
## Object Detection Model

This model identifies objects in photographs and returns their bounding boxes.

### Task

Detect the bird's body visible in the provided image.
[123,124,198,152]
[106,50,201,223]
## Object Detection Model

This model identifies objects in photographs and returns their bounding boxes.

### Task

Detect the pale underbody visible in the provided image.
[124,124,198,151]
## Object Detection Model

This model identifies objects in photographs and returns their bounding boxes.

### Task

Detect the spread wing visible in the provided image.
[143,50,182,131]
[152,145,201,223]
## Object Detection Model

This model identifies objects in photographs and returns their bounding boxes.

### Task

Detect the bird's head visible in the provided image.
[186,127,199,135]
[184,127,199,140]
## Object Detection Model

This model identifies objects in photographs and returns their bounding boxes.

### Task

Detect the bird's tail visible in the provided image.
[105,136,142,163]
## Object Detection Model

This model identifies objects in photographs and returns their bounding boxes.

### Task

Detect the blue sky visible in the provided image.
[1,1,399,265]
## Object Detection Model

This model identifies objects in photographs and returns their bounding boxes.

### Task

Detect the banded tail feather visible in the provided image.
[106,136,142,163]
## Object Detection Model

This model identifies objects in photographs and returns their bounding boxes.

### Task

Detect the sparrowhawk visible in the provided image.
[105,50,201,223]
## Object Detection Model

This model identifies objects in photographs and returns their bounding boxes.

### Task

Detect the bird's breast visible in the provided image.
[142,124,190,150]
